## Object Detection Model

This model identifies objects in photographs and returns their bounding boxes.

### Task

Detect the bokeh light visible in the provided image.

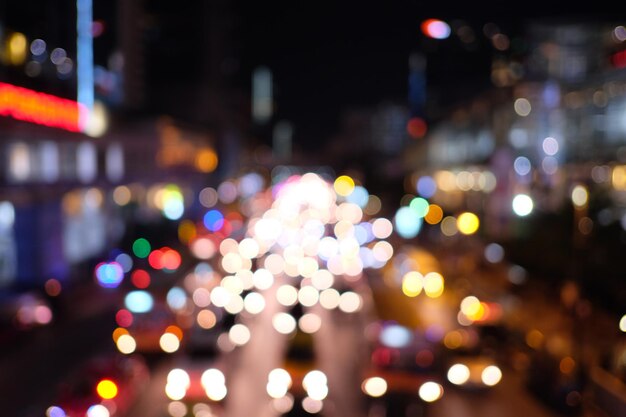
[484,243,504,263]
[229,324,251,346]
[124,290,154,313]
[423,272,444,298]
[514,98,532,116]
[204,209,225,232]
[46,406,66,417]
[447,364,470,385]
[115,309,133,327]
[418,381,443,402]
[424,204,443,225]
[481,365,502,386]
[512,194,533,216]
[394,206,423,238]
[417,176,437,198]
[456,212,479,235]
[362,377,388,397]
[571,185,588,207]
[95,262,124,288]
[272,312,297,334]
[160,332,180,353]
[409,197,430,218]
[116,334,136,354]
[421,19,451,39]
[380,324,412,348]
[132,238,151,258]
[334,175,355,196]
[402,271,423,297]
[299,313,322,334]
[96,379,118,400]
[45,279,62,297]
[86,405,110,417]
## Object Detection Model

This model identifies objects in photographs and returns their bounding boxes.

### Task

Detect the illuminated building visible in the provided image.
[403,18,626,316]
[0,0,238,290]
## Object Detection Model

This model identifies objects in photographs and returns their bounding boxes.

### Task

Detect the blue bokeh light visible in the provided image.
[204,209,224,232]
[394,206,423,239]
[416,176,437,198]
[346,186,369,208]
[380,324,413,348]
[124,290,154,313]
[95,262,124,288]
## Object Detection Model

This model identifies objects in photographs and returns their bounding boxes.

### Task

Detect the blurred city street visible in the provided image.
[1,2,626,417]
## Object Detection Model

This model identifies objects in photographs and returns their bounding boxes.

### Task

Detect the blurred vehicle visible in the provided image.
[446,355,503,390]
[0,290,53,330]
[164,360,227,416]
[442,325,504,391]
[361,322,444,415]
[365,321,442,395]
[50,354,149,417]
[265,319,329,415]
[114,300,183,355]
[0,290,53,352]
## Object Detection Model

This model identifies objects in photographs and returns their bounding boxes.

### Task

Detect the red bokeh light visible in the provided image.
[407,117,427,139]
[131,269,151,288]
[115,309,133,327]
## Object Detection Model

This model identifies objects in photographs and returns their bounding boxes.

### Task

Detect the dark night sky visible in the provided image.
[239,2,621,148]
[3,1,621,148]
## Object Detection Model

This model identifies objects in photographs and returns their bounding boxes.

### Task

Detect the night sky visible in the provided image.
[239,2,620,147]
[2,0,621,148]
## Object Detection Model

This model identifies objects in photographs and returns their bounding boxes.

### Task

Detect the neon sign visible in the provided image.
[0,82,86,132]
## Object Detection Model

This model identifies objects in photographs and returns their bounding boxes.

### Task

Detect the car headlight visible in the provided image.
[481,365,502,386]
[447,363,470,385]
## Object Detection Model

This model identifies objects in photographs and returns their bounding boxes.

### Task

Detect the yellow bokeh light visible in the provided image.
[96,379,118,400]
[178,220,196,244]
[424,204,443,224]
[424,272,444,298]
[8,32,27,65]
[194,148,218,173]
[457,212,479,235]
[612,166,626,190]
[334,175,355,197]
[402,271,423,297]
[467,302,486,321]
[460,296,481,316]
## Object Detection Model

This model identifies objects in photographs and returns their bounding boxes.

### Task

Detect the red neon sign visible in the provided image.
[0,82,85,132]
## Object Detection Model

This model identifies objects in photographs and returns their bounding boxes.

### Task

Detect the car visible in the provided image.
[164,359,228,416]
[445,355,503,390]
[113,300,183,355]
[265,322,329,415]
[50,354,149,417]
